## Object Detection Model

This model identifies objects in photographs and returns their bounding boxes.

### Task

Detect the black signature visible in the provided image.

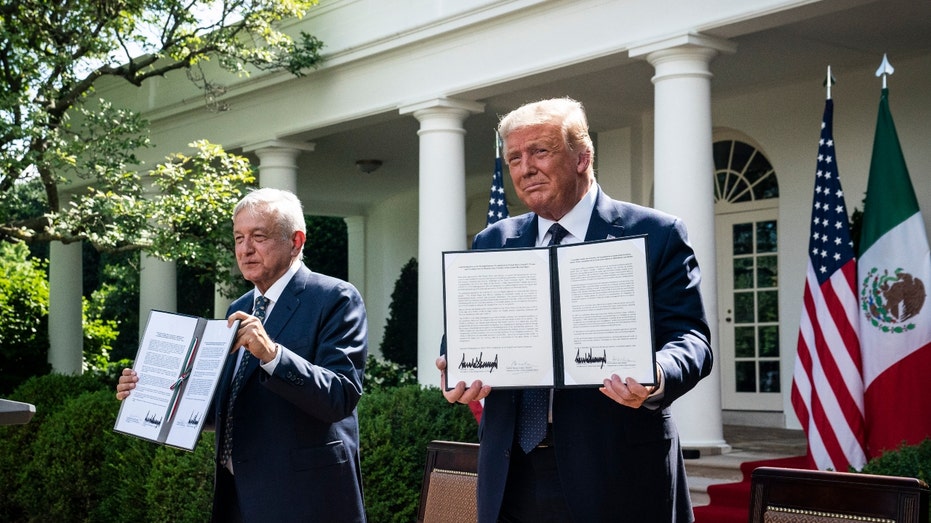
[459,352,499,373]
[575,348,607,369]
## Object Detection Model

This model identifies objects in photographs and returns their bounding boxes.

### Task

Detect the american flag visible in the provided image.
[791,98,867,471]
[468,134,508,424]
[486,133,509,226]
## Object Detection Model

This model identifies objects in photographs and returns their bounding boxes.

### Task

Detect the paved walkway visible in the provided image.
[686,424,807,506]
[722,424,806,456]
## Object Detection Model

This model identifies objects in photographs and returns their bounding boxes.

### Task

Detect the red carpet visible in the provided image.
[693,455,810,523]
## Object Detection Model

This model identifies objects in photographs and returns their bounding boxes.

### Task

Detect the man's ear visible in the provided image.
[577,148,593,174]
[291,230,306,256]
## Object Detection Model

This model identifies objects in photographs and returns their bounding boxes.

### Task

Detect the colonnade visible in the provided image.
[46,34,730,450]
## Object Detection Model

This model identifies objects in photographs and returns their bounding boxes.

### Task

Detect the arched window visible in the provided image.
[713,139,779,203]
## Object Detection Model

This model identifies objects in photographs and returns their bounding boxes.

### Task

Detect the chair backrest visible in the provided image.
[749,466,930,523]
[417,440,480,523]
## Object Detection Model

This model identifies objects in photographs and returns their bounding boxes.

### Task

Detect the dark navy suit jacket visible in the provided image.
[211,263,368,522]
[471,186,712,523]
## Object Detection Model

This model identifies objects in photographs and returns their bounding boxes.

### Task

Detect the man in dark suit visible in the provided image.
[437,98,712,522]
[117,188,368,522]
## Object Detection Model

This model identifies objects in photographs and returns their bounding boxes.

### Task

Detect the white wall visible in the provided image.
[363,187,420,356]
[712,53,931,428]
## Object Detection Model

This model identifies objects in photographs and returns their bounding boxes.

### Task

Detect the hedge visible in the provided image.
[859,438,931,519]
[0,373,477,523]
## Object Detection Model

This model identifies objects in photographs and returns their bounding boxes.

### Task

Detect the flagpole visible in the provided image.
[875,53,894,89]
[486,131,509,227]
[825,65,834,100]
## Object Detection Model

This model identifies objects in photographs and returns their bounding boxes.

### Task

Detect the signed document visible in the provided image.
[114,310,239,450]
[442,236,655,389]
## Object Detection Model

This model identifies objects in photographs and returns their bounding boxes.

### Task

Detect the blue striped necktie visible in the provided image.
[219,295,269,466]
[516,223,568,453]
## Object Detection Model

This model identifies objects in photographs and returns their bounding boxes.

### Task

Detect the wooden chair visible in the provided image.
[417,440,480,523]
[749,466,930,523]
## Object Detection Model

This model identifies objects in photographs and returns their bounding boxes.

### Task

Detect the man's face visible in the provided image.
[504,123,591,221]
[233,209,302,293]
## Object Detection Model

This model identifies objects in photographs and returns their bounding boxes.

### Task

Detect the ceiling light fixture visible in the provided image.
[355,159,383,174]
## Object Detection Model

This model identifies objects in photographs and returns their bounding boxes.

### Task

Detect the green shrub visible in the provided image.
[365,355,418,390]
[143,433,215,523]
[359,384,478,523]
[379,258,418,368]
[0,375,483,523]
[17,389,121,521]
[0,373,108,521]
[93,431,159,523]
[0,241,51,394]
[83,295,120,373]
[860,438,931,518]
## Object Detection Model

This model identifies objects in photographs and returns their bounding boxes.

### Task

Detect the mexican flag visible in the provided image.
[857,88,931,458]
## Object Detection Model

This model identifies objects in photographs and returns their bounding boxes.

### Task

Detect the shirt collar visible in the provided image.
[254,258,301,305]
[536,183,598,246]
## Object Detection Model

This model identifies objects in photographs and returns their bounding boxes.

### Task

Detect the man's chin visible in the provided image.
[239,269,261,282]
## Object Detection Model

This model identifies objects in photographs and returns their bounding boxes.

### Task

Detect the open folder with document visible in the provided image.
[442,235,656,389]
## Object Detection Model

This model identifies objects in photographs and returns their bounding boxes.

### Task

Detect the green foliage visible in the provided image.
[305,215,348,280]
[94,433,160,523]
[0,376,481,523]
[0,375,212,523]
[364,355,419,390]
[85,255,141,361]
[860,438,931,518]
[359,384,479,523]
[0,241,136,390]
[143,434,216,523]
[1,0,323,257]
[17,390,127,521]
[0,178,49,259]
[0,373,109,521]
[145,140,256,294]
[0,242,51,394]
[860,438,931,481]
[380,258,418,368]
[82,296,119,373]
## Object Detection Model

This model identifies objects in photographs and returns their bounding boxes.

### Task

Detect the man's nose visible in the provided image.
[522,156,538,175]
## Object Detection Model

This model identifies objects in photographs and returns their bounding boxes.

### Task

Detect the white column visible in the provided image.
[48,241,83,374]
[631,34,735,453]
[244,140,314,193]
[344,216,366,296]
[139,253,177,336]
[400,98,484,384]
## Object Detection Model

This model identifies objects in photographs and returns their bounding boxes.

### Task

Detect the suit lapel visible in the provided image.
[238,266,306,384]
[585,186,627,241]
[502,215,539,248]
[261,265,306,341]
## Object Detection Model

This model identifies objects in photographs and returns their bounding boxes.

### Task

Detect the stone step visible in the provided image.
[685,449,799,507]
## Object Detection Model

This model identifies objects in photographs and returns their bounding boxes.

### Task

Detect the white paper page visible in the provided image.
[556,237,656,386]
[444,248,555,388]
[114,311,200,442]
[164,319,238,449]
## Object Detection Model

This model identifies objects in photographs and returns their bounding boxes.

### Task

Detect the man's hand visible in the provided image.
[228,311,279,364]
[115,368,137,401]
[436,355,491,404]
[599,374,656,408]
